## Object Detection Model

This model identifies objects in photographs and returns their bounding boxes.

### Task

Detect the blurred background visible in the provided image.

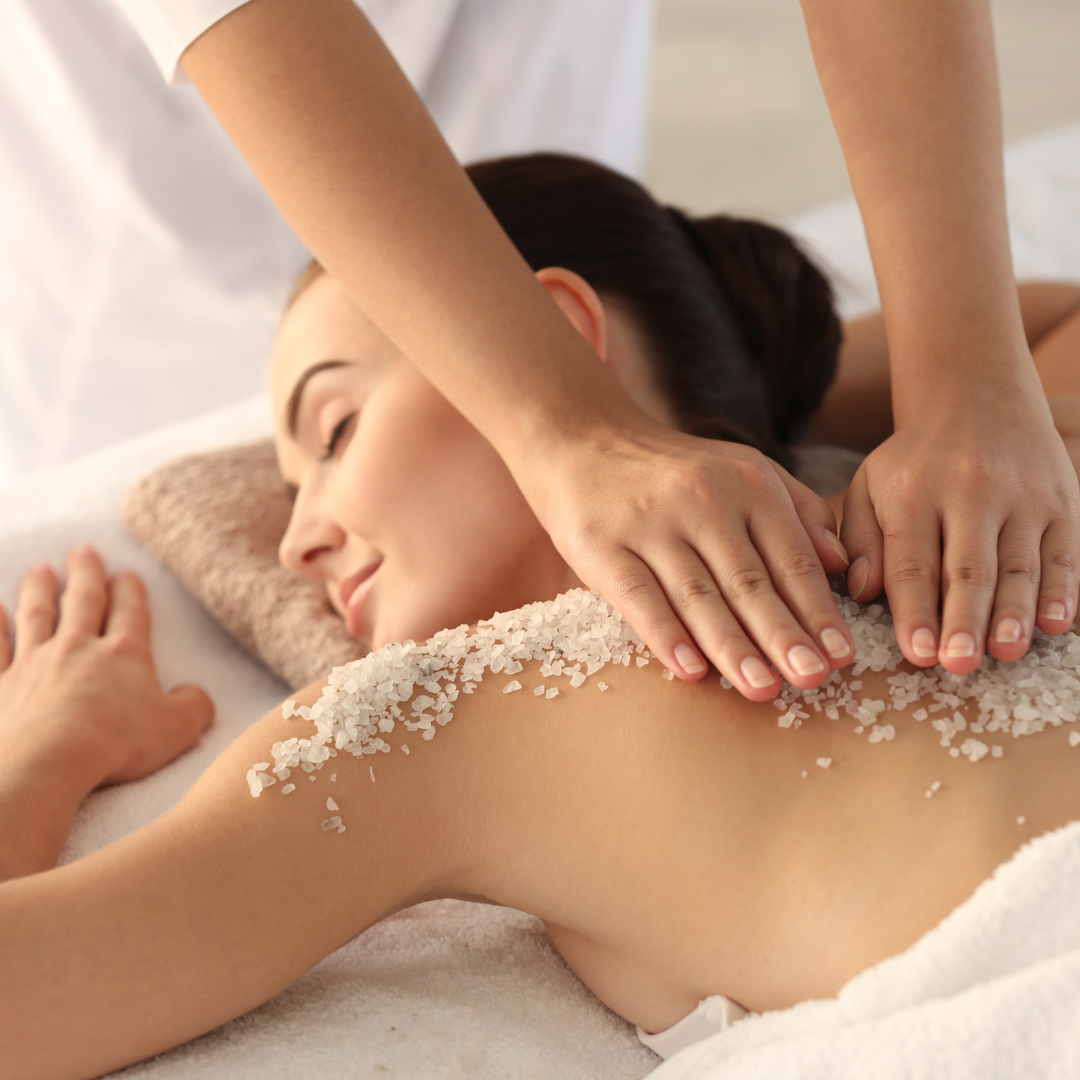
[647,0,1080,219]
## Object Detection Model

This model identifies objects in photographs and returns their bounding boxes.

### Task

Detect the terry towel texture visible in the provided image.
[652,821,1080,1079]
[122,440,364,689]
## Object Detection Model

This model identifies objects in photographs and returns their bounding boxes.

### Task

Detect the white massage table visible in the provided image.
[1,121,1079,1077]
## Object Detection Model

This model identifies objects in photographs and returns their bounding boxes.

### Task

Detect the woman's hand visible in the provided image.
[840,392,1080,674]
[532,421,855,699]
[0,546,213,879]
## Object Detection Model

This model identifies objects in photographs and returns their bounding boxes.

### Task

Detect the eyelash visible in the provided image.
[320,413,356,461]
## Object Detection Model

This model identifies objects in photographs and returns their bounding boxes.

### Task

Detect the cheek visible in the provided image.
[331,382,537,555]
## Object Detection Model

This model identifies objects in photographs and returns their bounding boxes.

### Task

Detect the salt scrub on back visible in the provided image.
[246,589,1080,806]
[247,590,651,801]
[774,594,1080,756]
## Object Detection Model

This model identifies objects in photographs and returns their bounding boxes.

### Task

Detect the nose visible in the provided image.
[278,487,348,578]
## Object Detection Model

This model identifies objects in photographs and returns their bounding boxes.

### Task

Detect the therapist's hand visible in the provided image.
[530,419,855,699]
[839,388,1080,674]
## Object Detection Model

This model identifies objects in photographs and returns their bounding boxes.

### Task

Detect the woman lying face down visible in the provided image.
[4,156,1080,1080]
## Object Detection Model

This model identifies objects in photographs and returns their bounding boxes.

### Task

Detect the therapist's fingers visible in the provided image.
[774,464,851,577]
[936,517,998,675]
[624,544,783,699]
[738,518,854,677]
[837,469,885,604]
[13,563,58,659]
[985,521,1043,662]
[0,603,10,672]
[1036,519,1080,636]
[878,505,946,670]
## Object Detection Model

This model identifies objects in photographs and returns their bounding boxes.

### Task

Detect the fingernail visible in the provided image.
[945,632,976,659]
[823,529,849,567]
[740,656,776,689]
[673,642,705,675]
[848,557,869,601]
[787,644,826,677]
[994,618,1023,645]
[1044,601,1067,622]
[820,626,850,659]
[911,627,937,658]
[27,562,51,576]
[71,543,94,558]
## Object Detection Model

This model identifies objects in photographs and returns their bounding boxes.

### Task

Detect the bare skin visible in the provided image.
[180,0,852,696]
[3,272,1080,1077]
[1,554,1077,1080]
[815,282,1080,517]
[175,0,1080,694]
[801,0,1080,671]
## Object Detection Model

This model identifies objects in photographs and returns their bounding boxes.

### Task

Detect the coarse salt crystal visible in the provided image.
[959,738,989,763]
[534,685,545,696]
[636,657,649,668]
[370,766,376,782]
[401,744,410,754]
[1017,815,1027,825]
[546,687,559,699]
[503,680,522,694]
[326,797,339,812]
[816,757,832,769]
[662,670,674,681]
[280,783,296,795]
[801,770,808,778]
[1070,731,1080,747]
[321,816,342,831]
[598,682,609,691]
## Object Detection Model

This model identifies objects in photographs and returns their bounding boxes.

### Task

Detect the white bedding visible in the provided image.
[1,120,1079,1078]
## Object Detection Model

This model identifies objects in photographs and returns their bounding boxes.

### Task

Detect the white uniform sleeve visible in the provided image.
[111,0,253,83]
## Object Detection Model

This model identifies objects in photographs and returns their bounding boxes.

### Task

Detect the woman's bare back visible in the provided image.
[4,591,1080,1079]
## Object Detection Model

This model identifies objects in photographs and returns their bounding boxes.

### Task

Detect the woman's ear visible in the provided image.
[536,267,609,364]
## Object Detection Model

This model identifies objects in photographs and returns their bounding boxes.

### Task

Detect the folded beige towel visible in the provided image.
[122,440,366,690]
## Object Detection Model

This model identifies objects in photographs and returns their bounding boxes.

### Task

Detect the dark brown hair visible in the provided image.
[465,153,841,469]
[294,153,841,469]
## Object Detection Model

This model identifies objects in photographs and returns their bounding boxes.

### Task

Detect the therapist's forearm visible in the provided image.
[799,0,1038,423]
[180,0,636,463]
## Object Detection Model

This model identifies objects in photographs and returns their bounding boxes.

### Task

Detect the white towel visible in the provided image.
[652,821,1080,1080]
[0,396,657,1078]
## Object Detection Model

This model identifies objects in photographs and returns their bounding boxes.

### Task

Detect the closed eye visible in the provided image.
[321,412,356,461]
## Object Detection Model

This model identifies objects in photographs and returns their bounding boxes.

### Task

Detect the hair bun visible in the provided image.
[670,210,841,448]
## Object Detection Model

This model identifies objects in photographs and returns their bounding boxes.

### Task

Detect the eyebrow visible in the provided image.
[286,359,352,437]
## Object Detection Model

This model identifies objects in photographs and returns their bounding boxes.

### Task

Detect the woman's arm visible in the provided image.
[174,0,857,701]
[801,0,1080,672]
[0,549,212,882]
[811,283,1080,454]
[0,679,460,1080]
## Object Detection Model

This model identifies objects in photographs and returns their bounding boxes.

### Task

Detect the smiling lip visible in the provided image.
[339,557,384,640]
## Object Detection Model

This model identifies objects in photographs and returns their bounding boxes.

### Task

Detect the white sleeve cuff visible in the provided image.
[111,0,255,84]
